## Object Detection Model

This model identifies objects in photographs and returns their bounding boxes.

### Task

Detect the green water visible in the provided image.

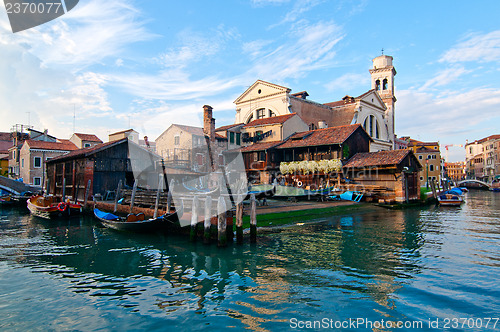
[0,191,499,331]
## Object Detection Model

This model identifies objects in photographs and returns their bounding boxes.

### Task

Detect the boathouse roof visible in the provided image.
[343,150,421,169]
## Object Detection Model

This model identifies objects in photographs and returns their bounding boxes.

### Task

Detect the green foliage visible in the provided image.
[342,145,350,159]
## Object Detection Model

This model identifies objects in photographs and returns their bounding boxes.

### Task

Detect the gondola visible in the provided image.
[93,207,182,232]
[27,195,82,219]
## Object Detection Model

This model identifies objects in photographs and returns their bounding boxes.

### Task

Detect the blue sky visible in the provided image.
[1,0,500,162]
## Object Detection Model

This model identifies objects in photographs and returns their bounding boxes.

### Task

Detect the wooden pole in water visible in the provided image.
[130,179,138,213]
[154,174,163,219]
[218,196,227,247]
[167,180,174,213]
[114,180,122,213]
[190,196,199,242]
[84,179,91,208]
[236,201,244,244]
[204,196,212,244]
[62,178,66,202]
[250,194,257,243]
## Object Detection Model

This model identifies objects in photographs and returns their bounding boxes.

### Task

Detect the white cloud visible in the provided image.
[268,0,324,28]
[396,88,500,139]
[3,0,154,68]
[325,73,370,93]
[250,0,291,6]
[440,30,500,63]
[158,25,239,69]
[247,21,344,82]
[418,66,470,91]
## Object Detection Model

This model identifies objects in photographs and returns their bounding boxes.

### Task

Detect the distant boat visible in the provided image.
[437,192,464,207]
[27,195,82,219]
[247,183,275,198]
[93,207,181,232]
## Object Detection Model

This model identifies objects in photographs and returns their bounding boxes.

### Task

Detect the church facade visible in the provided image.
[233,55,396,152]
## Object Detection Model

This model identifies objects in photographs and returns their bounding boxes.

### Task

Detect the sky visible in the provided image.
[1,0,500,162]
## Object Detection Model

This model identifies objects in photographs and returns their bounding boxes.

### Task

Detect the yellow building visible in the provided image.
[407,139,442,187]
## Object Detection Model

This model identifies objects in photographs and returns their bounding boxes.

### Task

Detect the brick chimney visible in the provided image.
[203,105,215,142]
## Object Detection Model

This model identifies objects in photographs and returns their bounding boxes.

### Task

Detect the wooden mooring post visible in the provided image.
[130,179,138,213]
[217,196,227,247]
[190,196,199,242]
[204,196,212,244]
[61,178,66,202]
[83,179,91,208]
[250,194,257,243]
[114,180,122,213]
[236,202,244,244]
[153,174,163,219]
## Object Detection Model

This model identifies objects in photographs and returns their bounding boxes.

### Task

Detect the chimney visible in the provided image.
[318,120,328,129]
[203,105,215,142]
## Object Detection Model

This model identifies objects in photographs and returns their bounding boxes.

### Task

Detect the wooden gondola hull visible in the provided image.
[93,208,180,233]
[27,196,82,219]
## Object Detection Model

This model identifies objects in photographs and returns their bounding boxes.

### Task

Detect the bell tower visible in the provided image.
[369,54,396,149]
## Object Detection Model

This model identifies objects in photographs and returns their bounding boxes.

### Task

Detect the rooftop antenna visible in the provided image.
[381,48,384,55]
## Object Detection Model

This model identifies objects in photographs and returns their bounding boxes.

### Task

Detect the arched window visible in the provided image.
[309,123,316,130]
[375,79,381,91]
[363,115,381,139]
[383,79,388,90]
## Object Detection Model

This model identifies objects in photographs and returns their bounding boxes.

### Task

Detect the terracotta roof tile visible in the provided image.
[0,132,12,141]
[215,123,244,132]
[276,124,367,149]
[243,113,296,128]
[74,133,103,143]
[0,141,13,153]
[225,141,282,154]
[478,134,500,143]
[343,150,411,168]
[26,140,78,151]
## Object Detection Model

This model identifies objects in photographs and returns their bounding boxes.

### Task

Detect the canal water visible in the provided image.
[0,191,499,331]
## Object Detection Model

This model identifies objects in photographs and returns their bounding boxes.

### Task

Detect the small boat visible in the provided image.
[93,207,181,232]
[27,195,82,219]
[273,185,335,200]
[437,192,464,207]
[328,190,363,202]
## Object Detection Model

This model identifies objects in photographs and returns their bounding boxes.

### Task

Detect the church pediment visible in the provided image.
[358,90,387,110]
[234,80,291,104]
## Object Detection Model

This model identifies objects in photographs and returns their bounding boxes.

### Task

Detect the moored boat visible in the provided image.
[27,195,83,219]
[93,207,181,232]
[437,192,464,207]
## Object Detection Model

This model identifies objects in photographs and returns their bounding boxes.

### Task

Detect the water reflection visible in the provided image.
[1,191,499,331]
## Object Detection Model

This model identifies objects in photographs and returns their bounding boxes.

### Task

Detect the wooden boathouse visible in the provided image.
[343,149,422,203]
[45,138,200,202]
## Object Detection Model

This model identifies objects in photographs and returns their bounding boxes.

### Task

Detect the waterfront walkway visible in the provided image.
[252,198,357,215]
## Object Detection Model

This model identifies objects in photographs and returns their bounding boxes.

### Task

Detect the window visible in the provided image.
[363,115,380,139]
[33,177,41,186]
[269,110,276,117]
[21,159,24,168]
[259,151,266,161]
[383,79,388,90]
[420,177,423,181]
[419,155,423,160]
[174,135,180,145]
[229,132,235,144]
[236,133,241,145]
[309,123,316,130]
[34,156,42,168]
[429,165,434,172]
[375,79,381,91]
[256,108,265,119]
[84,143,91,148]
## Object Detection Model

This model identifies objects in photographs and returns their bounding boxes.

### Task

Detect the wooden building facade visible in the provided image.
[343,149,422,203]
[46,139,160,200]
